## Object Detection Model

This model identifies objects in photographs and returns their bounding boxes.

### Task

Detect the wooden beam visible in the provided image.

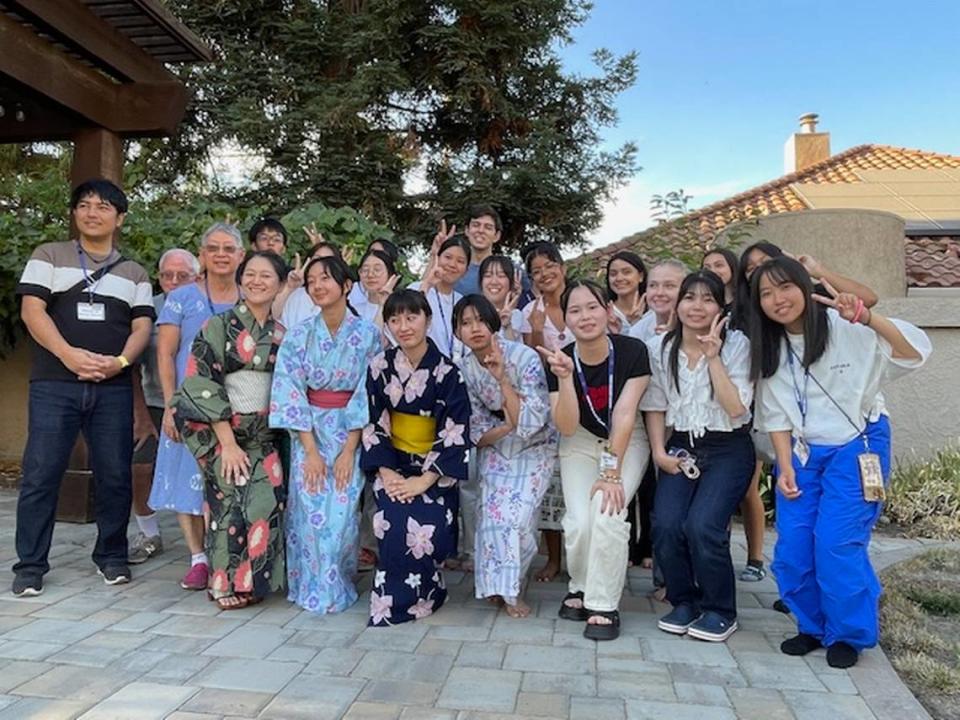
[71,128,123,187]
[7,0,175,83]
[0,12,188,136]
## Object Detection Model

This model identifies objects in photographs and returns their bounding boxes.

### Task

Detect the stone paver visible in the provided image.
[0,491,940,719]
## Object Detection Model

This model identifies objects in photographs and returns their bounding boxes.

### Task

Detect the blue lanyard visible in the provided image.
[76,241,107,304]
[573,337,614,432]
[786,346,809,434]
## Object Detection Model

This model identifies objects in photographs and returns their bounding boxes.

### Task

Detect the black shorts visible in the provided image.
[132,406,164,465]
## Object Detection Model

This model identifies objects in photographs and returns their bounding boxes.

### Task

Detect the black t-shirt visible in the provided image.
[545,333,651,439]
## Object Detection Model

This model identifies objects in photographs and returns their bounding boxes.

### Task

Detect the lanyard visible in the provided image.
[433,288,456,357]
[786,346,809,436]
[574,337,614,432]
[76,241,109,304]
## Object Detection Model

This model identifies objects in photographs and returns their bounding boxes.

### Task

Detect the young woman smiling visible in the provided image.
[751,256,930,668]
[605,251,648,336]
[412,235,471,361]
[539,280,651,641]
[479,255,523,341]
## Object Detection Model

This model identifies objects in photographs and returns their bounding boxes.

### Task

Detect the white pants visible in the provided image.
[560,424,649,612]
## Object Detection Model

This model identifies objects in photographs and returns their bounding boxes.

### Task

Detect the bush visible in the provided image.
[884,445,960,540]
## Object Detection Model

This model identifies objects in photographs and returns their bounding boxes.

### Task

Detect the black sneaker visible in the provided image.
[11,574,43,597]
[97,565,131,586]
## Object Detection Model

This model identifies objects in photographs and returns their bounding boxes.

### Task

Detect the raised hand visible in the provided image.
[286,252,304,290]
[303,223,325,246]
[370,274,401,305]
[655,308,676,335]
[483,336,507,381]
[528,297,546,333]
[796,253,823,278]
[626,292,647,323]
[812,279,864,323]
[432,219,457,255]
[499,289,521,327]
[536,345,573,379]
[696,314,729,360]
[607,309,623,335]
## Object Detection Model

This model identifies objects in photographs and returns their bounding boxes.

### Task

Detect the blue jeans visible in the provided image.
[772,416,890,650]
[15,381,133,576]
[652,428,755,621]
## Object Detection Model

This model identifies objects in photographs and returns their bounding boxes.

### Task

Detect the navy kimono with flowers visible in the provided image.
[360,339,471,626]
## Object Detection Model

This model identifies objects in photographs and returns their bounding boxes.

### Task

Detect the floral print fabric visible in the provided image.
[360,340,471,626]
[174,304,286,600]
[269,312,382,614]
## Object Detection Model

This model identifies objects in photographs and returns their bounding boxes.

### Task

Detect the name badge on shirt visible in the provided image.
[793,436,810,467]
[77,302,106,322]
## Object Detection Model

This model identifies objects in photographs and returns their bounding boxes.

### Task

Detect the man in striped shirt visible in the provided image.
[13,179,155,597]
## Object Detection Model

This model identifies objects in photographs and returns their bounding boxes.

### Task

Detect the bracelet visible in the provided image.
[850,297,865,325]
[601,476,622,485]
[116,355,131,369]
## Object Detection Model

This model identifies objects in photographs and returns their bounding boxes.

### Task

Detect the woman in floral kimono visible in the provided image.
[270,256,382,613]
[454,295,557,618]
[173,251,288,610]
[361,289,471,626]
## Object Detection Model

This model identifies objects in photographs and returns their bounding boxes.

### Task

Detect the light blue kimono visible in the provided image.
[460,340,558,603]
[269,312,382,614]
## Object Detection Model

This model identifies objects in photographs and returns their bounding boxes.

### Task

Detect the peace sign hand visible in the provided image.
[432,219,457,254]
[626,292,647,324]
[286,252,304,290]
[528,297,546,333]
[696,313,729,360]
[536,345,574,379]
[483,336,507,381]
[371,274,401,306]
[499,289,521,327]
[304,223,325,246]
[812,279,863,323]
[655,308,676,335]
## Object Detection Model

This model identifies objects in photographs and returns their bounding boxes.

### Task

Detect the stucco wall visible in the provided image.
[719,209,908,299]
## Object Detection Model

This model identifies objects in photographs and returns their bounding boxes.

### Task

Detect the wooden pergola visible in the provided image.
[0,0,211,184]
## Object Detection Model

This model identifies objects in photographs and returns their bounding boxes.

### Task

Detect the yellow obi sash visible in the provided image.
[390,411,436,455]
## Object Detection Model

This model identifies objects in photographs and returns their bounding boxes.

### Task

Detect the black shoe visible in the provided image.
[11,574,43,598]
[98,565,131,586]
[780,633,822,656]
[583,609,620,641]
[558,591,588,621]
[773,599,790,614]
[826,642,859,669]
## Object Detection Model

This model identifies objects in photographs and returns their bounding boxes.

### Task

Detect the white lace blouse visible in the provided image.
[640,329,754,437]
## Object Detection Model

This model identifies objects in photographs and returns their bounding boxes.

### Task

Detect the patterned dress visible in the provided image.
[173,304,286,600]
[360,340,471,626]
[460,340,558,603]
[269,312,382,614]
[149,284,234,515]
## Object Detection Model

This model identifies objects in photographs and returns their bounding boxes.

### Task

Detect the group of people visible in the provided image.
[12,178,931,669]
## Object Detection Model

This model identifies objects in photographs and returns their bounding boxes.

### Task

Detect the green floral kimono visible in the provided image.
[173,303,286,600]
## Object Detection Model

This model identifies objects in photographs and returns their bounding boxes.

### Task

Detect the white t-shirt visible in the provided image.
[641,330,754,437]
[409,282,464,361]
[280,287,319,330]
[755,309,931,445]
[519,299,572,350]
[628,311,659,344]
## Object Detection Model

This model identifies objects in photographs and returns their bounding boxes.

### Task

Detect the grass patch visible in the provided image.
[885,445,960,540]
[882,549,960,719]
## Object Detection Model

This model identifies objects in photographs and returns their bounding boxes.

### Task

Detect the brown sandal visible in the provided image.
[208,592,248,610]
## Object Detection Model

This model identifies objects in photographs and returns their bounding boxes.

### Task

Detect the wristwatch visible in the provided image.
[116,355,131,369]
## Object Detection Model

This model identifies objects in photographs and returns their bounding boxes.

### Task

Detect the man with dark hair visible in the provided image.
[249,217,288,257]
[13,178,155,596]
[455,205,502,296]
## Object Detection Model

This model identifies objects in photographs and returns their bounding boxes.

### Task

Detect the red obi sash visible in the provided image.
[306,389,353,409]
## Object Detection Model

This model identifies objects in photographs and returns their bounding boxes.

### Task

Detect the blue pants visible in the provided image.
[15,381,133,577]
[653,428,755,621]
[772,416,890,651]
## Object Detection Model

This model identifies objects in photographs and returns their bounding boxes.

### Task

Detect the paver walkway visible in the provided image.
[0,488,941,719]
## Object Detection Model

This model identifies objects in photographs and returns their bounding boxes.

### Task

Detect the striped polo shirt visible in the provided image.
[17,240,156,384]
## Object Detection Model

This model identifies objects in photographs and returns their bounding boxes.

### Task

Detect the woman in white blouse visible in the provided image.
[751,256,931,669]
[644,270,755,643]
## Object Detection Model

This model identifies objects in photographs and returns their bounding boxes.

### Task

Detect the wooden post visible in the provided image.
[58,127,124,523]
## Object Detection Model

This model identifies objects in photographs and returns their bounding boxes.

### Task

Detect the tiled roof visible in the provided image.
[586,144,960,287]
[905,236,960,288]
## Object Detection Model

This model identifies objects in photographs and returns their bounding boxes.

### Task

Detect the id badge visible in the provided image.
[77,302,106,321]
[858,452,885,502]
[599,450,618,473]
[793,436,810,467]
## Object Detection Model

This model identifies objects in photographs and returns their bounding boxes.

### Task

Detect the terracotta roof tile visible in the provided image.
[586,144,960,287]
[904,236,960,288]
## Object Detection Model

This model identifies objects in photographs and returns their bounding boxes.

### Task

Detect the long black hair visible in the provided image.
[605,251,648,301]
[748,256,829,380]
[732,241,784,332]
[662,270,727,392]
[304,255,359,316]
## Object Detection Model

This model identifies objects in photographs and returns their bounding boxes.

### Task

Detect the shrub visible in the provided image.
[884,445,960,540]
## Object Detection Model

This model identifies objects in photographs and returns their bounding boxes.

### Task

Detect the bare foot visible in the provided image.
[641,557,653,569]
[504,599,532,618]
[486,595,505,607]
[460,557,474,573]
[652,586,667,603]
[443,557,462,571]
[586,613,613,625]
[535,561,560,582]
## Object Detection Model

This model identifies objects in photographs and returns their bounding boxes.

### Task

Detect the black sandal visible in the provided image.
[583,609,620,641]
[558,591,588,621]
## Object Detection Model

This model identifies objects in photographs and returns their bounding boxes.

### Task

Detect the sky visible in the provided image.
[562,0,960,249]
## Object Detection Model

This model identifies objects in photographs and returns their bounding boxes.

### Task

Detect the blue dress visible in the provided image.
[269,312,382,614]
[149,283,235,515]
[360,340,471,626]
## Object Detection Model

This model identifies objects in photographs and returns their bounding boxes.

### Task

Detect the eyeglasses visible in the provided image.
[530,261,561,280]
[360,266,387,277]
[204,244,240,255]
[159,271,195,282]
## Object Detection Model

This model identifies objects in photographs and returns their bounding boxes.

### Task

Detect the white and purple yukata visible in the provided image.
[460,340,558,604]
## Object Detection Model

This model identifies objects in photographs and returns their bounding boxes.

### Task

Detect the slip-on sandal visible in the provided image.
[583,609,620,641]
[558,591,588,621]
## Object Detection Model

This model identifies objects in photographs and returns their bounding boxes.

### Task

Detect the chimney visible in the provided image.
[784,112,831,174]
